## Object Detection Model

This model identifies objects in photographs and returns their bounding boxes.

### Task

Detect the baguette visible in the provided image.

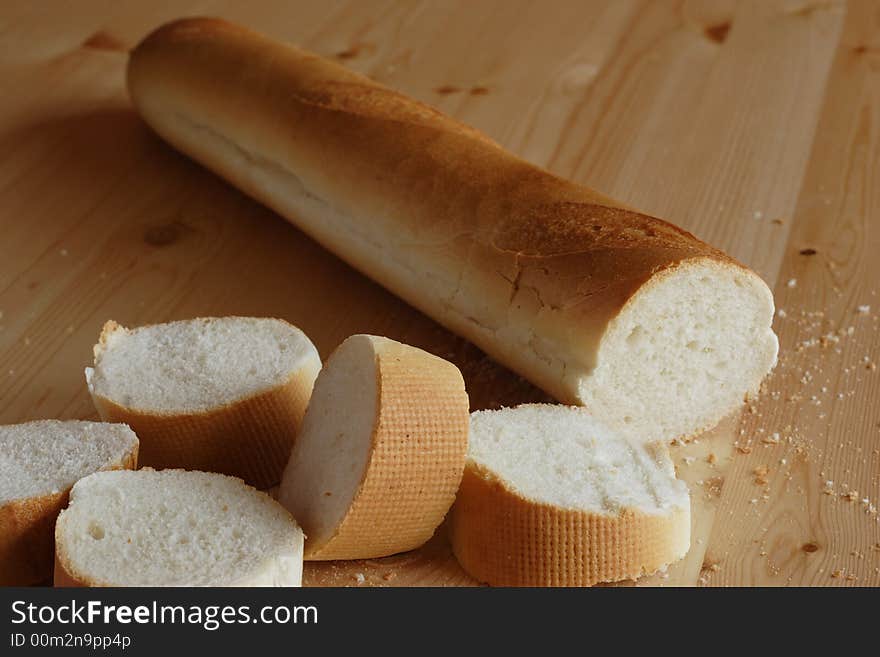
[450,405,690,586]
[85,317,321,489]
[128,18,778,444]
[0,420,138,585]
[279,334,469,560]
[54,469,303,587]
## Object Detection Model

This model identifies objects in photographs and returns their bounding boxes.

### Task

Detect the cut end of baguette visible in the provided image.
[579,258,778,443]
[55,469,303,587]
[469,405,689,514]
[280,334,469,560]
[451,405,690,587]
[87,317,320,413]
[0,420,138,505]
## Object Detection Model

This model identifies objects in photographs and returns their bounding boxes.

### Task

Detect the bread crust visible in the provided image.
[0,447,137,586]
[304,339,469,560]
[450,461,690,587]
[88,320,321,489]
[126,18,773,411]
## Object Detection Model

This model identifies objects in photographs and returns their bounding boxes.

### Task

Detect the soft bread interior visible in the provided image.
[56,469,303,586]
[0,420,137,504]
[469,404,689,515]
[279,335,378,551]
[582,259,779,443]
[86,317,320,413]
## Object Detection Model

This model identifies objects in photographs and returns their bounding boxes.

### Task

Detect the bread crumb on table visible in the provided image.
[762,432,781,445]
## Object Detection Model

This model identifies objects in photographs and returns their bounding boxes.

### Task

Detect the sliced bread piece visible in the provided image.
[279,334,469,560]
[85,317,321,489]
[0,420,138,585]
[450,404,690,586]
[55,469,303,586]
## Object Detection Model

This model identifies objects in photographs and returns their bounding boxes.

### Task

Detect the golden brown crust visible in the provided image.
[306,340,469,560]
[450,462,690,587]
[90,363,318,490]
[1,448,137,587]
[1,491,68,586]
[126,18,760,407]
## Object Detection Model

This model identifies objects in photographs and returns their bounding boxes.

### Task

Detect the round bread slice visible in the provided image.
[85,317,321,489]
[450,404,691,587]
[55,469,303,586]
[0,420,138,586]
[279,334,469,560]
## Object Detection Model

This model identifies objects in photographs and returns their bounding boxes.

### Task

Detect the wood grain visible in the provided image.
[0,0,876,586]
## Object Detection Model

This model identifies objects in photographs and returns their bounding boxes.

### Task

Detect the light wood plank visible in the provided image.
[704,0,880,586]
[0,0,872,586]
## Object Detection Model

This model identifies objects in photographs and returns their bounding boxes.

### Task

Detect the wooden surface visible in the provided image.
[1,0,878,587]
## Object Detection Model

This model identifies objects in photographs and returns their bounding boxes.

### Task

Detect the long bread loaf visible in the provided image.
[127,18,778,443]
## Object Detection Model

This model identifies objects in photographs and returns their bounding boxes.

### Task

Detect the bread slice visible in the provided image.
[55,469,303,586]
[85,317,321,489]
[279,334,469,560]
[127,18,778,445]
[0,420,138,586]
[450,405,690,586]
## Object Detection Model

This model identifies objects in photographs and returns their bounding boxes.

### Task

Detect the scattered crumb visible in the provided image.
[857,305,870,314]
[762,432,781,445]
[382,572,396,581]
[776,308,787,318]
[753,210,763,220]
[771,217,785,225]
[737,445,752,455]
[707,453,717,465]
[683,456,695,465]
[354,573,366,584]
[787,278,797,288]
[59,248,68,257]
[753,465,770,486]
[831,569,843,578]
[841,489,859,503]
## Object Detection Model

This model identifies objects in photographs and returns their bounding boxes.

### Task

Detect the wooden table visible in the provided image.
[1,0,877,587]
